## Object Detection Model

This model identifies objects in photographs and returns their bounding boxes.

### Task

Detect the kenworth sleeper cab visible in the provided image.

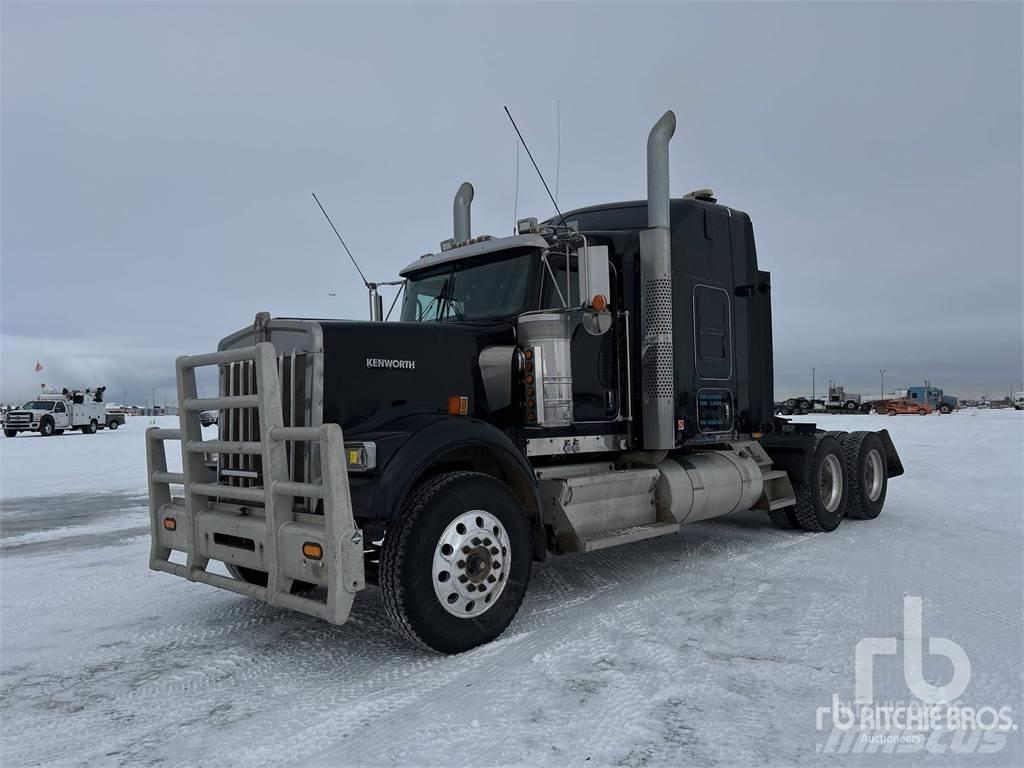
[146,111,904,653]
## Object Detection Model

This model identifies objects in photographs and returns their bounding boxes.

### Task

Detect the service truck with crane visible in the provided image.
[145,111,904,653]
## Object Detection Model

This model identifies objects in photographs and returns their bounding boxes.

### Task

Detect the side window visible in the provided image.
[693,285,732,380]
[54,402,66,413]
[539,255,579,309]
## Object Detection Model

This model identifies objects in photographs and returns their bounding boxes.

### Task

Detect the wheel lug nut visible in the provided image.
[467,583,476,592]
[458,574,468,583]
[456,560,466,569]
[483,538,492,546]
[490,547,499,555]
[462,546,471,554]
[472,537,481,546]
[487,575,496,583]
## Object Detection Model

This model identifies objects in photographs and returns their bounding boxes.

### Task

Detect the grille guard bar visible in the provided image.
[146,342,365,624]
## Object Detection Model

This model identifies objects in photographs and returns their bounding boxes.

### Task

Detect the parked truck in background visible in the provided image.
[3,387,119,436]
[145,111,905,653]
[777,383,869,415]
[906,384,958,414]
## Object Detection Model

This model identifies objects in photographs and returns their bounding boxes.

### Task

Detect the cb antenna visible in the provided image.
[313,192,396,321]
[503,106,565,227]
[312,192,369,288]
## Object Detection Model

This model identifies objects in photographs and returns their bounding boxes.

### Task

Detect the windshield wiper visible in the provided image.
[419,275,451,322]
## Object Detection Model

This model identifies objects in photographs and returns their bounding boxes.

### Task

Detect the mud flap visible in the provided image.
[875,428,905,478]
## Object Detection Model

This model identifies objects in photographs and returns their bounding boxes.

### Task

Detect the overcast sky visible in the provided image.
[2,1,1021,405]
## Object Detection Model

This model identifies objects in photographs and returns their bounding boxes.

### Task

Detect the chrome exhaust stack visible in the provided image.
[639,111,677,450]
[453,182,474,242]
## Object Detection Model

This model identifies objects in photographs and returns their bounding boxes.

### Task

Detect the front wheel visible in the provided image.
[845,401,857,411]
[39,419,55,437]
[887,409,897,416]
[918,409,927,416]
[380,471,531,653]
[108,420,120,430]
[3,429,16,438]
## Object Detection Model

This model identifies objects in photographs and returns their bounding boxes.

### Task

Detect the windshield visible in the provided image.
[21,401,54,410]
[401,251,535,323]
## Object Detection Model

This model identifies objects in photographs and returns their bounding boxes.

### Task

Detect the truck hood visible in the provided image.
[318,320,515,434]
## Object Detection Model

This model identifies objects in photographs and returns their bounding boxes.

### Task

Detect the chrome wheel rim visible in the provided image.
[820,454,843,513]
[864,448,884,502]
[432,510,510,618]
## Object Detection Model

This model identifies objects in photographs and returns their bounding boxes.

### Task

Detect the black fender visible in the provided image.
[356,416,545,559]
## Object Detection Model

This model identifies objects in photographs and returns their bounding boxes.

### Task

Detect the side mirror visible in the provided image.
[577,244,612,335]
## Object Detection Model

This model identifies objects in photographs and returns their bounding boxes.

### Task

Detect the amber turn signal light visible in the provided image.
[163,518,176,531]
[590,294,608,312]
[302,542,323,560]
[448,395,469,416]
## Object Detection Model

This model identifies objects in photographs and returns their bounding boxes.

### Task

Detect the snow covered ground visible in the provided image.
[1,411,1021,766]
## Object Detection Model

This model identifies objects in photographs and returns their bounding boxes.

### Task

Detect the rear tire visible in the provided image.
[767,508,800,529]
[839,432,887,520]
[380,471,531,653]
[918,409,927,416]
[108,420,120,430]
[791,434,848,532]
[887,409,897,416]
[83,419,98,434]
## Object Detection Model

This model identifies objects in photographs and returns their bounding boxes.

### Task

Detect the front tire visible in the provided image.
[380,471,531,653]
[845,400,857,411]
[840,432,887,520]
[108,420,120,430]
[791,434,848,532]
[39,419,55,437]
[3,429,16,438]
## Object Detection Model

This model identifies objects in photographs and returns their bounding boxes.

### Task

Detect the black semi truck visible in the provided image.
[146,111,903,653]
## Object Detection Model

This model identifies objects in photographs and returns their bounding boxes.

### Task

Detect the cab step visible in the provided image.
[579,521,680,552]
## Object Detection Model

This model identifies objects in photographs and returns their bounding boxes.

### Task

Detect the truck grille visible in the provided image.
[6,413,31,425]
[218,351,317,511]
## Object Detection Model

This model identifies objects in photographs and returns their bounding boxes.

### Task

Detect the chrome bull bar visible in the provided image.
[146,342,364,624]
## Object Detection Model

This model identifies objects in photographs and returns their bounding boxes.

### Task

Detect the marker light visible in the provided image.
[163,518,177,531]
[590,294,608,312]
[448,396,469,416]
[302,542,323,560]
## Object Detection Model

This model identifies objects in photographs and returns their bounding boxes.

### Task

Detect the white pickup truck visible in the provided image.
[3,390,123,437]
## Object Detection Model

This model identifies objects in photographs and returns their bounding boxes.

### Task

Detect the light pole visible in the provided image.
[811,368,816,401]
[880,369,886,399]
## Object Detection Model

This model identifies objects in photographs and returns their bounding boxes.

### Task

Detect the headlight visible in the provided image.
[344,442,377,472]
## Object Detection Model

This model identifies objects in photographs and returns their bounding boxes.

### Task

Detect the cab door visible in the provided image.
[52,401,70,429]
